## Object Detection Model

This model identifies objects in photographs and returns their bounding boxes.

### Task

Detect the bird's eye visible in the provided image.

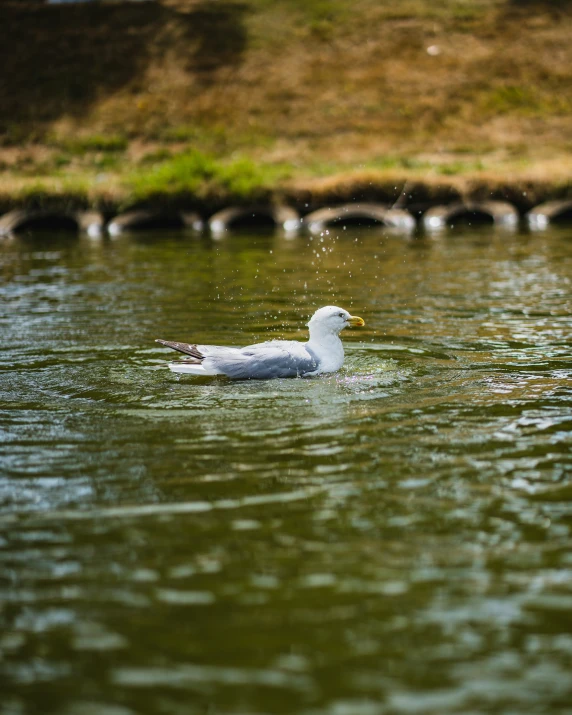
[339,313,345,318]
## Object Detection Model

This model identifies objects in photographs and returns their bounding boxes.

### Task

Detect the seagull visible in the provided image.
[156,305,365,379]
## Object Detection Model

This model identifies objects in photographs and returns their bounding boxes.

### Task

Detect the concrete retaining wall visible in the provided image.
[2,199,571,239]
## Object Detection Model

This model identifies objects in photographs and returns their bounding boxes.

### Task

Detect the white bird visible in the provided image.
[156,305,365,379]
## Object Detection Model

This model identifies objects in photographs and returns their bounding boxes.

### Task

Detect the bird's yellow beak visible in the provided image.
[347,315,365,327]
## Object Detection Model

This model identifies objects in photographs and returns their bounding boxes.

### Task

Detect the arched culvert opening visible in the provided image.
[209,206,300,235]
[126,215,185,230]
[423,201,518,231]
[527,200,572,229]
[108,210,201,236]
[16,214,79,233]
[304,204,415,235]
[0,210,81,236]
[447,209,494,227]
[228,212,277,231]
[553,207,572,223]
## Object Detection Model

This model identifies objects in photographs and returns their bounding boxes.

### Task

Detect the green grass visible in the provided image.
[480,84,571,117]
[49,133,128,154]
[128,150,292,200]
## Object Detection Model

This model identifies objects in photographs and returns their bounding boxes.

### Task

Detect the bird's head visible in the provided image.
[307,305,365,336]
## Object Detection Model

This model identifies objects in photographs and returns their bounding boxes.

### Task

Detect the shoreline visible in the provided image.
[1,171,571,238]
[1,171,571,219]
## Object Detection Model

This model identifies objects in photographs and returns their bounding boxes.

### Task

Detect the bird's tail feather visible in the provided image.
[156,339,204,359]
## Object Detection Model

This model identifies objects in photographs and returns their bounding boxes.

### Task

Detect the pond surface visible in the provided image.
[1,225,572,715]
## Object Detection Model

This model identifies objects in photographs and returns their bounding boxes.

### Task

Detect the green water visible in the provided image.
[1,225,571,715]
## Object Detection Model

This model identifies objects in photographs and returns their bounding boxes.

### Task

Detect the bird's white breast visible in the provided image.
[307,334,345,373]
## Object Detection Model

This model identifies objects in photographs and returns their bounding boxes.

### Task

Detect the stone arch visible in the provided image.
[107,210,203,236]
[0,209,104,237]
[208,206,300,235]
[303,203,415,235]
[423,201,518,231]
[527,200,572,230]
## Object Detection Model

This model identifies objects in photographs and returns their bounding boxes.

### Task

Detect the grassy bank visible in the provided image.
[1,0,571,211]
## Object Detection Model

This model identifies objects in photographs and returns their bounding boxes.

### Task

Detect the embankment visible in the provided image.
[1,0,571,212]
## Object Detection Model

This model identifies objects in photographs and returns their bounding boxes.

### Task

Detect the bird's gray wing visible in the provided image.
[197,345,245,359]
[205,340,319,380]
